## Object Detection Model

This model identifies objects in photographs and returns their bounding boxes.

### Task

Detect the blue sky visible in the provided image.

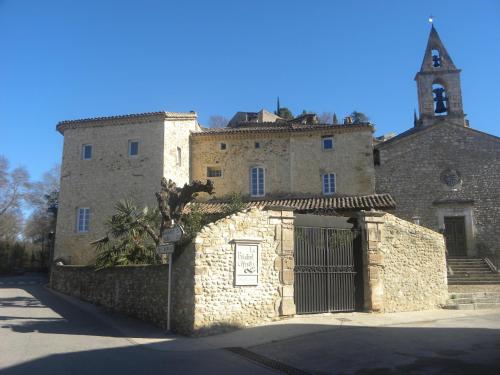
[1,0,499,181]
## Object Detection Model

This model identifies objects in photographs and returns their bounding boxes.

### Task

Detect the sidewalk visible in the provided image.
[47,286,499,352]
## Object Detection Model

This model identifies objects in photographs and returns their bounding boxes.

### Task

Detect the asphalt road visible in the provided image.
[252,309,500,374]
[0,275,275,375]
[2,275,500,375]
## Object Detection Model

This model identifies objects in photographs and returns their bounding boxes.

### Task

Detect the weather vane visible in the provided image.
[428,15,434,24]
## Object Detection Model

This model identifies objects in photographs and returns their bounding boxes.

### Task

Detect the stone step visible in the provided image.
[449,292,500,298]
[448,274,500,279]
[448,280,500,285]
[447,297,500,305]
[444,302,500,310]
[449,263,490,267]
[450,271,495,275]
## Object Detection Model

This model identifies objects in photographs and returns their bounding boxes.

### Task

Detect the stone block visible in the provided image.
[281,285,294,298]
[279,297,296,316]
[281,269,294,285]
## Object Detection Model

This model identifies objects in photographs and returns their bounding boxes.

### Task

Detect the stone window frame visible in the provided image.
[322,172,336,195]
[249,166,265,197]
[207,166,222,178]
[322,136,334,151]
[128,140,139,158]
[76,207,90,233]
[255,141,261,149]
[81,144,92,160]
[220,142,227,151]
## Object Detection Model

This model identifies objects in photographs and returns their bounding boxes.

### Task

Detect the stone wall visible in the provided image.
[359,211,448,313]
[376,124,500,258]
[50,264,170,328]
[190,126,375,199]
[190,207,295,335]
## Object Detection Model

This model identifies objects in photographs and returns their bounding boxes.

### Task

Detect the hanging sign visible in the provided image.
[162,225,184,243]
[157,243,175,255]
[235,244,259,286]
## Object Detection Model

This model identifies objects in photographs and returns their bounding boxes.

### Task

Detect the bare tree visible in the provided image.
[0,156,31,218]
[208,115,229,128]
[0,210,23,242]
[318,112,333,124]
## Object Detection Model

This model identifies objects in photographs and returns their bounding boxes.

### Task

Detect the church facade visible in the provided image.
[375,26,500,261]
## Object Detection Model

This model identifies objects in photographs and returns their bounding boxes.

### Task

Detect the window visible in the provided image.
[207,166,222,177]
[128,140,139,157]
[177,147,182,166]
[322,136,333,150]
[250,167,265,197]
[431,49,441,67]
[77,207,90,233]
[220,143,227,150]
[82,144,92,160]
[255,142,260,149]
[322,173,336,195]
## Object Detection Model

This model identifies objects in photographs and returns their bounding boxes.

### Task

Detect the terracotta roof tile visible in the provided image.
[187,193,396,215]
[192,123,372,137]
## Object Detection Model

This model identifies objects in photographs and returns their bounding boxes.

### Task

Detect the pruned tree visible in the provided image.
[208,115,229,128]
[318,112,333,124]
[93,178,214,269]
[0,156,31,218]
[350,111,370,123]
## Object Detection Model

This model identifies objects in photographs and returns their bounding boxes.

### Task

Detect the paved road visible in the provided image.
[0,275,275,375]
[252,309,500,374]
[3,275,500,374]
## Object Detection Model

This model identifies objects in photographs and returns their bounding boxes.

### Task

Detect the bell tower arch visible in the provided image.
[415,25,466,127]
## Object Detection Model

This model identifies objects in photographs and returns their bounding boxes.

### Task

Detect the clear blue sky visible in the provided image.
[1,0,499,180]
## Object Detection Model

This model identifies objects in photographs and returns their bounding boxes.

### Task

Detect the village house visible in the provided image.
[374,25,500,284]
[52,25,500,334]
[54,107,395,265]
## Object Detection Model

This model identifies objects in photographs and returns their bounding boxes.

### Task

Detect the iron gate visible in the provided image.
[294,226,362,314]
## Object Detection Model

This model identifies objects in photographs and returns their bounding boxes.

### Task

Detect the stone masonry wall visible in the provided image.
[376,124,500,258]
[191,207,295,335]
[360,211,448,313]
[190,127,375,199]
[54,115,198,265]
[50,264,170,328]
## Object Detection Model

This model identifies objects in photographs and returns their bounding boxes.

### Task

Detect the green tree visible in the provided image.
[93,200,161,270]
[350,111,370,123]
[278,107,294,120]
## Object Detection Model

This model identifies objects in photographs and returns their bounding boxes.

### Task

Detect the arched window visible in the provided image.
[431,49,441,68]
[250,166,265,197]
[432,83,448,115]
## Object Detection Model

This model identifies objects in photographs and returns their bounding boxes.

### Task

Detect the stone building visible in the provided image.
[54,112,199,264]
[375,25,500,261]
[54,110,393,264]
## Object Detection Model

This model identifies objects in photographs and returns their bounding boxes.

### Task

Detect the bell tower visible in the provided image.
[415,25,466,127]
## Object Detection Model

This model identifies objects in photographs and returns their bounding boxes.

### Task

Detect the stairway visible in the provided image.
[444,291,500,310]
[447,257,500,285]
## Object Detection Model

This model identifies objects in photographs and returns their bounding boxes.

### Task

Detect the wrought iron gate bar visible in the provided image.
[294,226,360,314]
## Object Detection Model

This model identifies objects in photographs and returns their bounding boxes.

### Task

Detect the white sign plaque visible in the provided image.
[235,244,259,286]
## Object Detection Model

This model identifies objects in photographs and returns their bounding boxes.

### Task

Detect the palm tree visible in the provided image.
[92,200,161,270]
